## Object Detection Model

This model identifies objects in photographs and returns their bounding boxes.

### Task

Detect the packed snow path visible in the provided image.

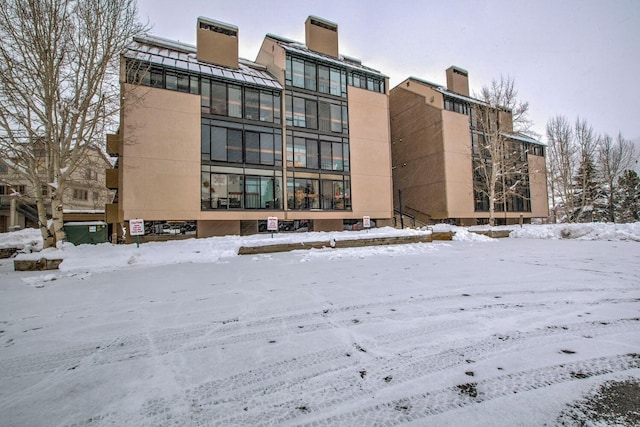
[1,236,639,426]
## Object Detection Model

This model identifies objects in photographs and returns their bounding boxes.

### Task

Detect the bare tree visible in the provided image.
[598,133,638,222]
[0,0,146,246]
[545,115,576,222]
[472,75,533,226]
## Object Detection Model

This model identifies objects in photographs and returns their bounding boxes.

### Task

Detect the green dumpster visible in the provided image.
[64,221,108,245]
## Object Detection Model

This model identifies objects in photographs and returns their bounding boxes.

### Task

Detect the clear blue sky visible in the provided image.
[137,0,640,140]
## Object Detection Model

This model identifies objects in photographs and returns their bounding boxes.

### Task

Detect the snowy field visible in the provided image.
[0,223,639,426]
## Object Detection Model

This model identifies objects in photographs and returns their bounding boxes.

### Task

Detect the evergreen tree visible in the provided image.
[615,170,640,223]
[572,152,603,222]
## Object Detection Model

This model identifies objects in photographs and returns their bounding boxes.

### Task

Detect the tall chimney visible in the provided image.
[305,16,339,58]
[196,17,239,69]
[446,66,469,96]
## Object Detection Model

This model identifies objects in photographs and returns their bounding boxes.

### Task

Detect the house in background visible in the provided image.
[0,146,114,233]
[389,68,548,225]
[107,16,393,240]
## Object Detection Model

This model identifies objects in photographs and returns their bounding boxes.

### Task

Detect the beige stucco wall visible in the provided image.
[389,86,447,221]
[348,85,393,220]
[121,84,201,220]
[441,110,473,217]
[528,154,549,218]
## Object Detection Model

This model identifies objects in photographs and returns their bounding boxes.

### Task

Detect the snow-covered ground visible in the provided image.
[0,223,639,426]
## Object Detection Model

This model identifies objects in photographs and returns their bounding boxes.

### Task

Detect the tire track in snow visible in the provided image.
[1,285,636,379]
[152,318,639,426]
[297,353,640,426]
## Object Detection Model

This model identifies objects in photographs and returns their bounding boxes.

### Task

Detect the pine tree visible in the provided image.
[572,152,603,222]
[615,170,640,223]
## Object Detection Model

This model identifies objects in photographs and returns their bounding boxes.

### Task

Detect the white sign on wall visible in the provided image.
[129,218,145,236]
[363,216,371,229]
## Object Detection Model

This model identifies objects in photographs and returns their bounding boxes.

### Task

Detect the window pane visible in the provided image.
[245,176,260,208]
[228,129,243,162]
[285,95,292,126]
[294,137,306,168]
[308,179,320,209]
[342,106,349,133]
[150,69,163,88]
[245,132,260,164]
[318,65,330,94]
[305,99,317,129]
[228,85,242,118]
[318,101,331,132]
[245,88,260,120]
[306,139,318,169]
[304,61,316,91]
[287,178,295,210]
[344,177,351,209]
[201,79,211,113]
[332,142,343,170]
[343,142,350,171]
[190,76,199,94]
[177,74,189,92]
[260,133,274,165]
[228,175,243,208]
[321,141,332,170]
[202,172,212,208]
[330,68,341,96]
[293,97,305,127]
[212,127,227,161]
[273,93,281,124]
[321,180,333,209]
[211,174,227,209]
[334,180,345,210]
[340,70,347,96]
[211,81,227,115]
[166,72,177,90]
[292,58,304,88]
[274,131,282,166]
[201,123,210,160]
[259,91,273,122]
[286,134,294,167]
[330,104,342,132]
[285,55,292,84]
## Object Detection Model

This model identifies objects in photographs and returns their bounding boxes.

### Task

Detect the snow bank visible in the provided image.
[2,223,639,274]
[509,222,640,241]
[0,228,42,251]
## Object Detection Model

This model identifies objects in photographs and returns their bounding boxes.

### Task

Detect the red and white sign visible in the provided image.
[267,216,278,231]
[129,218,145,236]
[363,216,371,229]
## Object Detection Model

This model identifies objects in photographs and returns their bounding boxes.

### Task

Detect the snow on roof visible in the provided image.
[127,35,282,90]
[267,34,387,78]
[502,131,546,146]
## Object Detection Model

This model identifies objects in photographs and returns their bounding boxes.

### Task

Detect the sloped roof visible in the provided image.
[266,33,387,78]
[125,35,282,90]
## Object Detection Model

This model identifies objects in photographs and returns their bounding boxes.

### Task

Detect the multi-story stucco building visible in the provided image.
[107,16,393,239]
[389,68,548,225]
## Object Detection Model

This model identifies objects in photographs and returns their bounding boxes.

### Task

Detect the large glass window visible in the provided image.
[203,120,282,167]
[287,176,350,210]
[285,55,347,98]
[202,167,282,210]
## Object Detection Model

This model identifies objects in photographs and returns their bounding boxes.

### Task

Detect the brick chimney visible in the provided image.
[305,16,338,58]
[196,17,238,69]
[446,66,469,96]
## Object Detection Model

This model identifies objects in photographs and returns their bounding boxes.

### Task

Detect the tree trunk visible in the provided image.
[50,183,66,246]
